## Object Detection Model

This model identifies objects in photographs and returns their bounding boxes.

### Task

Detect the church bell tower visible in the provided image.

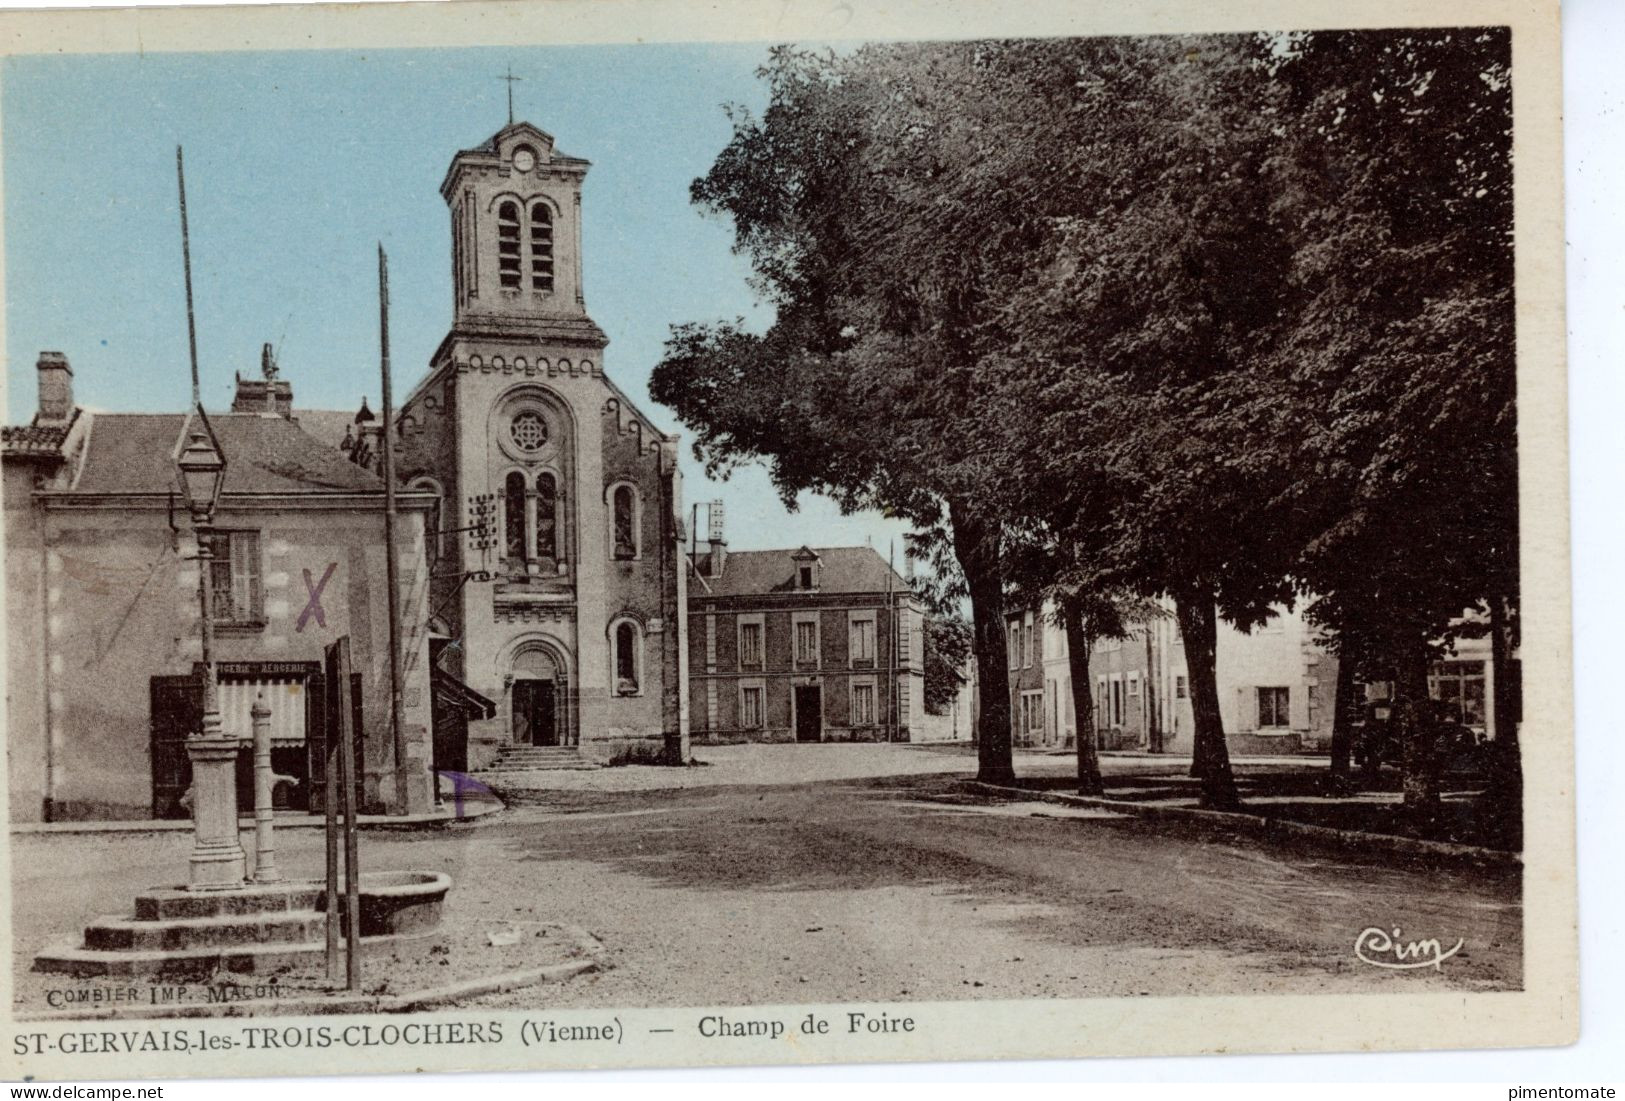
[401,118,686,769]
[439,121,598,336]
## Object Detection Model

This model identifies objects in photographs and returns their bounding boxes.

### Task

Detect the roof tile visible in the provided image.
[68,413,384,495]
[695,546,906,597]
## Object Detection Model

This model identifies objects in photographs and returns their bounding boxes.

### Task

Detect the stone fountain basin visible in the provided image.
[326,871,452,936]
[32,872,454,978]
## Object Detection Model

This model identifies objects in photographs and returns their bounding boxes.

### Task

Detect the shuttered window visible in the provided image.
[206,531,262,626]
[497,201,522,288]
[741,685,764,728]
[850,616,875,664]
[739,622,763,667]
[851,683,875,725]
[795,620,818,664]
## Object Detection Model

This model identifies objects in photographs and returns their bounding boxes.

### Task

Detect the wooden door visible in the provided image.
[794,685,822,742]
[513,680,559,746]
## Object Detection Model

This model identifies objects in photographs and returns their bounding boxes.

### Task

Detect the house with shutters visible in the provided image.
[1006,600,1341,755]
[2,351,444,822]
[684,509,929,744]
[1006,597,1509,756]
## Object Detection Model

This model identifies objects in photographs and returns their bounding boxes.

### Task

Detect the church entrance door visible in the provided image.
[513,680,559,746]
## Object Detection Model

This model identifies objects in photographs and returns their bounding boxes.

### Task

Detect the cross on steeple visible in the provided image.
[499,65,523,125]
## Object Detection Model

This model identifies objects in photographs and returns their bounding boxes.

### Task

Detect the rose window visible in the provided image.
[509,411,549,453]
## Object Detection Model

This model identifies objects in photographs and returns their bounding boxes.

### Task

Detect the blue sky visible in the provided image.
[1,45,912,556]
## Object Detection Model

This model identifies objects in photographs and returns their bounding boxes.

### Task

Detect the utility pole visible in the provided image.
[379,245,409,812]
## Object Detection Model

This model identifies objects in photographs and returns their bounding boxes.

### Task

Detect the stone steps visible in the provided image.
[135,882,322,921]
[476,746,599,772]
[34,873,452,979]
[33,930,439,980]
[84,910,325,952]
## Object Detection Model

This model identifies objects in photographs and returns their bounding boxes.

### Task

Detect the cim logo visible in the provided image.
[1354,926,1465,971]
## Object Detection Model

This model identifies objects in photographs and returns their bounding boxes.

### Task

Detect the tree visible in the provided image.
[981,35,1304,809]
[1267,28,1516,827]
[652,44,1060,786]
[922,614,972,716]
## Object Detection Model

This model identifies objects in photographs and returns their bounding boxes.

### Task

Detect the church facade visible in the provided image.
[394,121,690,768]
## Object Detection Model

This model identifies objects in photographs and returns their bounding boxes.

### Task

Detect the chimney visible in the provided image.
[349,397,380,470]
[229,343,293,416]
[707,499,726,578]
[35,352,73,426]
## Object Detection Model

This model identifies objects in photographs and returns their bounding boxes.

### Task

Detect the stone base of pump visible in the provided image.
[32,872,450,979]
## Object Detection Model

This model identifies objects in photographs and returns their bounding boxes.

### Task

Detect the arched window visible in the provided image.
[611,619,640,696]
[535,472,558,560]
[611,484,637,560]
[503,471,526,558]
[497,201,522,288]
[409,477,444,563]
[529,203,554,292]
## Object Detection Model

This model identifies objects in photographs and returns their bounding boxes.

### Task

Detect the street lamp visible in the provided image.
[176,425,246,890]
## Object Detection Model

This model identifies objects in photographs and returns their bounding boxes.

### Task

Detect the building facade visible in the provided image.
[1006,600,1340,755]
[1005,598,1510,756]
[686,524,926,744]
[393,120,688,767]
[4,355,439,821]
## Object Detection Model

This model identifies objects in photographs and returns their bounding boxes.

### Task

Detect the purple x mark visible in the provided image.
[296,562,337,632]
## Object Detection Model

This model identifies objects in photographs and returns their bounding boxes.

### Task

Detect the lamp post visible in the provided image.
[177,426,245,891]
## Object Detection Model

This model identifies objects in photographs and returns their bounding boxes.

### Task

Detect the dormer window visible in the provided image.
[497,201,522,288]
[791,548,821,591]
[530,203,555,293]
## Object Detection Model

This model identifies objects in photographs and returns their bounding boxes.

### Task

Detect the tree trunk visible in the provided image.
[1325,643,1358,795]
[1395,644,1441,835]
[948,499,1015,786]
[1144,625,1161,753]
[1486,592,1521,805]
[1060,599,1104,797]
[1175,585,1239,810]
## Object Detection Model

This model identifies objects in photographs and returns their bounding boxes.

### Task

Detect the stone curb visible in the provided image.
[960,781,1521,869]
[11,798,507,837]
[16,926,605,1022]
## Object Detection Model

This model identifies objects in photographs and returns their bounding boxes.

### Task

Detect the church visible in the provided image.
[2,119,690,822]
[392,120,690,770]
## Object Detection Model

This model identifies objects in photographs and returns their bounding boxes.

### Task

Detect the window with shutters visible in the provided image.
[1257,686,1291,728]
[529,202,555,292]
[738,620,763,668]
[206,531,263,627]
[851,682,875,726]
[795,619,819,665]
[740,684,764,728]
[497,201,522,288]
[849,614,876,666]
[1019,689,1044,735]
